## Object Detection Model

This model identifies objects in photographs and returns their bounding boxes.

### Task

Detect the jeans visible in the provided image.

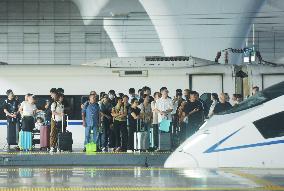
[84,125,98,145]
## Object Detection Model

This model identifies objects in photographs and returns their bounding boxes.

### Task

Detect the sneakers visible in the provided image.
[49,147,55,153]
[83,147,86,152]
[115,147,121,152]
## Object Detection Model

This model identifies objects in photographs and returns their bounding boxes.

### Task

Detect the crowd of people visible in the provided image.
[2,85,260,152]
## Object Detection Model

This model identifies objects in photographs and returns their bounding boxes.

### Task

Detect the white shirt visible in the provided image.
[208,100,218,118]
[156,97,173,123]
[21,101,37,116]
[51,102,64,122]
[151,101,159,125]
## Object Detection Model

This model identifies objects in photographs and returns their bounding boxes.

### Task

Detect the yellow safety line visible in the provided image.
[223,169,284,191]
[0,187,281,191]
[0,168,175,172]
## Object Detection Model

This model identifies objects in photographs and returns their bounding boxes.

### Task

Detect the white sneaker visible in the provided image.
[127,150,133,153]
[57,149,61,153]
[49,147,55,153]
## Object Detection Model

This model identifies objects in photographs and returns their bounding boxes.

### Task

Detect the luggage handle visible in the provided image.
[62,114,68,132]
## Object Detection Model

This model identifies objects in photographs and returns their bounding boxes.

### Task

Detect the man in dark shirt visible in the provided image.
[183,91,204,137]
[213,93,232,114]
[3,89,20,150]
[100,94,113,151]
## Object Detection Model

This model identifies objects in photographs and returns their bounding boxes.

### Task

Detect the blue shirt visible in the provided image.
[82,102,100,127]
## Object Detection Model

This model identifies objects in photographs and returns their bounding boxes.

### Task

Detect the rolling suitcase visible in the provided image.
[19,131,32,151]
[40,126,50,149]
[58,115,73,152]
[158,132,171,151]
[134,119,149,151]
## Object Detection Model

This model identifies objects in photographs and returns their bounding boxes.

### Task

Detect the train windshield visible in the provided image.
[221,81,284,115]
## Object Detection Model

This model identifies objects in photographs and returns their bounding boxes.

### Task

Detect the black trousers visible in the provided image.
[102,119,111,148]
[7,120,20,145]
[151,124,159,149]
[128,125,136,151]
[113,120,128,150]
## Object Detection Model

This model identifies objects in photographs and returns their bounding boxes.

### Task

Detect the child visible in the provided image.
[35,117,44,131]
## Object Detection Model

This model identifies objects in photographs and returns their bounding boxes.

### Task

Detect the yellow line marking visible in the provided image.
[0,168,175,172]
[0,187,280,191]
[224,169,284,191]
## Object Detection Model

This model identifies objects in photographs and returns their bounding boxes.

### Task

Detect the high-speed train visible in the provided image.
[165,81,284,168]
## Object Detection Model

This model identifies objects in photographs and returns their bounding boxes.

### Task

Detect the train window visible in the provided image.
[253,111,284,139]
[221,81,284,115]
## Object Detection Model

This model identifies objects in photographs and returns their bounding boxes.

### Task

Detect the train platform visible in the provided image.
[0,151,170,167]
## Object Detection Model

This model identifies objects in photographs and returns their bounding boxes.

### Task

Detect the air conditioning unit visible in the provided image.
[119,70,148,77]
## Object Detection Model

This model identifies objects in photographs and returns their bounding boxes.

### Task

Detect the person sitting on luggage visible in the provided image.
[127,98,141,152]
[50,93,65,153]
[111,97,128,152]
[82,94,101,152]
[35,117,44,131]
[3,89,21,151]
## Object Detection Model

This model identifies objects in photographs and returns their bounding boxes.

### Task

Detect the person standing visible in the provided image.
[82,94,101,152]
[3,89,20,151]
[183,91,204,138]
[208,93,219,118]
[213,93,233,114]
[155,88,173,150]
[111,97,128,152]
[49,93,65,153]
[156,89,173,124]
[139,94,152,148]
[128,98,141,151]
[151,92,161,149]
[100,94,113,152]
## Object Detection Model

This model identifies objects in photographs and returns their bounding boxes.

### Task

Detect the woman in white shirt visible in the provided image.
[150,92,161,149]
[208,93,219,118]
[50,93,65,153]
[19,94,39,132]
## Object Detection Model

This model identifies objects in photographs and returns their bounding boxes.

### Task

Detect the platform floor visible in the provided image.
[0,151,170,166]
[0,167,283,190]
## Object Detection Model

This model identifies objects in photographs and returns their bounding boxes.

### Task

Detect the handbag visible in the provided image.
[159,119,171,132]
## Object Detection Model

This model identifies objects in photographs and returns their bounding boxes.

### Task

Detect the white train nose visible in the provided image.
[164,151,198,168]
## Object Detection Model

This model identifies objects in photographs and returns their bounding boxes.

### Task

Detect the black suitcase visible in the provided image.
[159,132,171,151]
[58,115,73,152]
[7,121,18,145]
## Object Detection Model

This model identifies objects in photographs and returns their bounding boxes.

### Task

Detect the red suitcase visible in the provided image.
[40,126,50,149]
